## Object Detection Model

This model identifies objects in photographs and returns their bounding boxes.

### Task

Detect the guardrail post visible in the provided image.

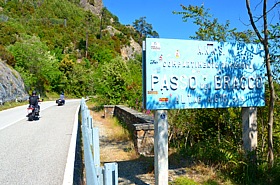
[93,127,100,168]
[104,163,118,185]
[87,112,93,146]
[97,167,104,185]
[82,125,99,185]
[87,109,90,127]
[93,127,103,184]
[89,117,93,146]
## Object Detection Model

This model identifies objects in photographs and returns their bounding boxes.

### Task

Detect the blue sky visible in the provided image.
[102,0,279,40]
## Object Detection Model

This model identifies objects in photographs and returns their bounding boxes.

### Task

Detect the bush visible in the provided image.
[170,177,198,185]
[0,45,15,66]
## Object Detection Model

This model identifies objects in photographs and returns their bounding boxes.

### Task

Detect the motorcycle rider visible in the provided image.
[29,90,40,113]
[60,92,65,104]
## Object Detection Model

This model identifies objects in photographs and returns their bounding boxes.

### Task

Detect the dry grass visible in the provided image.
[107,117,131,142]
[187,164,217,183]
[90,109,131,141]
[88,106,139,162]
[0,100,28,111]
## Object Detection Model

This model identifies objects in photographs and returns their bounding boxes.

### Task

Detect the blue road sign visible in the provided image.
[142,38,265,110]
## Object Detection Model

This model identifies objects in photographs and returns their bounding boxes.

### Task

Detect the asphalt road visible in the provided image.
[0,99,80,185]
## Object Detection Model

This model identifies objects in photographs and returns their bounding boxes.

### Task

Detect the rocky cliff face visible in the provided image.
[120,37,142,60]
[80,0,103,16]
[0,61,29,104]
[104,26,142,60]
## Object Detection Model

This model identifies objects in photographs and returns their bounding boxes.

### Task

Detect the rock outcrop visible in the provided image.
[0,60,29,104]
[120,37,142,61]
[104,26,142,60]
[80,0,103,16]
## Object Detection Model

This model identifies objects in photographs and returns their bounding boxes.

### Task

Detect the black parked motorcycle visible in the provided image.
[26,105,40,121]
[56,99,65,106]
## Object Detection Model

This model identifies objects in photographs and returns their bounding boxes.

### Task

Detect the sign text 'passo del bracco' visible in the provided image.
[142,38,265,110]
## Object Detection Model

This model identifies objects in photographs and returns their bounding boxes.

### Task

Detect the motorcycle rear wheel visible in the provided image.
[28,114,33,121]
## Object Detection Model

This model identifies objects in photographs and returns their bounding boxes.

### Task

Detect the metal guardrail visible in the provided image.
[80,98,118,185]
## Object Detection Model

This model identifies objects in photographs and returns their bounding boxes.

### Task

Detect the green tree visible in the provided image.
[7,35,62,94]
[93,56,142,107]
[173,5,237,42]
[0,22,20,46]
[93,56,129,105]
[88,41,116,64]
[124,57,143,110]
[245,0,280,167]
[66,61,94,97]
[133,16,159,43]
[0,45,15,66]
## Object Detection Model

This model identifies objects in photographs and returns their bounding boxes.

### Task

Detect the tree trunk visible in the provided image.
[262,0,275,168]
[245,0,275,167]
[265,44,275,167]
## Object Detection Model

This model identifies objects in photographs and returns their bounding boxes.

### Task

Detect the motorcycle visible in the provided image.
[56,99,65,106]
[26,105,40,121]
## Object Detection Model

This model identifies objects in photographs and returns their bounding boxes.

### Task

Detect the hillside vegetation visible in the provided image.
[0,0,142,108]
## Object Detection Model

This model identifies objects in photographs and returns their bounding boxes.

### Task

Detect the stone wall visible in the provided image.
[103,105,115,118]
[104,105,154,156]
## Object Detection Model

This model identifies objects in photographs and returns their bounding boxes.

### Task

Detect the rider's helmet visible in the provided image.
[32,90,36,96]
